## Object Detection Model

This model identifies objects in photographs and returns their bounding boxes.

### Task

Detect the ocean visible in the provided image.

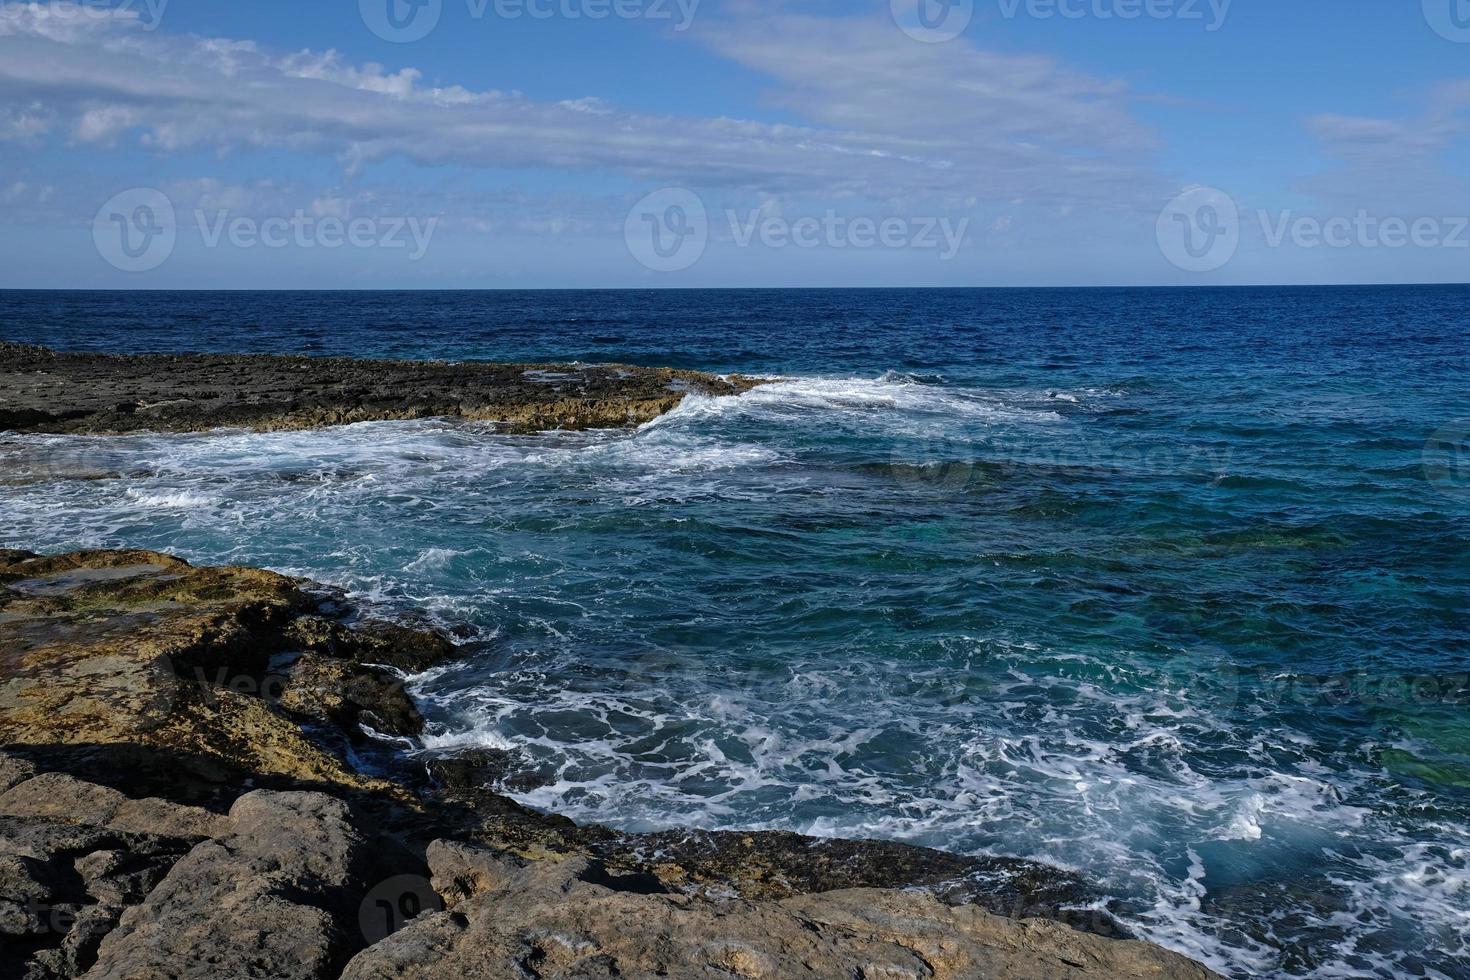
[1,286,1467,978]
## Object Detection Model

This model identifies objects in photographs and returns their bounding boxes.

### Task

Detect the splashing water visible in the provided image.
[2,286,1467,978]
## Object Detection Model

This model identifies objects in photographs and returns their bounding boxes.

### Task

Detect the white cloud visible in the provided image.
[1301,83,1470,214]
[73,104,139,143]
[0,1,1162,209]
[0,102,52,142]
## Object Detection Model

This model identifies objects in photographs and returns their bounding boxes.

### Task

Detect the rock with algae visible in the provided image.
[0,343,764,436]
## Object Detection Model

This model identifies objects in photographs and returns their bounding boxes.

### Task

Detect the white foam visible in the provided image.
[123,489,217,510]
[647,375,1064,434]
[404,548,465,574]
[3,379,1465,979]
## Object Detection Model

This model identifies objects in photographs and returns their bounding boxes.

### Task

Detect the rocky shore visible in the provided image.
[0,548,1219,979]
[0,345,1217,978]
[0,343,761,435]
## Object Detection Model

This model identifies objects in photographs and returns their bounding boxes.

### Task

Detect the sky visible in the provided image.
[1,0,1469,288]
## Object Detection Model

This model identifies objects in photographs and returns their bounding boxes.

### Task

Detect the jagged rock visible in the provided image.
[278,654,424,741]
[0,551,1222,978]
[81,791,369,980]
[425,839,524,908]
[0,553,419,798]
[284,617,460,674]
[343,842,1216,980]
[0,772,226,840]
[0,756,36,793]
[0,815,194,978]
[425,749,549,796]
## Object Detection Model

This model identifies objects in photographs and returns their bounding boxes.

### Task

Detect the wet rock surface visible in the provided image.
[0,343,762,435]
[0,550,1222,979]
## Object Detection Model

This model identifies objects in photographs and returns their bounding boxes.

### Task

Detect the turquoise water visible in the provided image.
[1,287,1468,977]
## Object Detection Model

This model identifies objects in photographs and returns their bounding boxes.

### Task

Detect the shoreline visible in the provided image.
[0,344,1219,977]
[0,548,1219,978]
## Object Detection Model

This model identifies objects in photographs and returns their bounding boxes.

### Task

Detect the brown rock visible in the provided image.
[0,772,227,840]
[284,617,460,674]
[0,344,764,436]
[343,843,1219,980]
[0,814,195,977]
[0,553,421,798]
[279,653,424,741]
[82,791,370,980]
[0,551,1221,978]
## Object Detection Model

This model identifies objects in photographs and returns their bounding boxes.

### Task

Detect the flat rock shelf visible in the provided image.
[0,343,763,435]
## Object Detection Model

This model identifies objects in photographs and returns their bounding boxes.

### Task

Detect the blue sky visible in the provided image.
[2,0,1469,287]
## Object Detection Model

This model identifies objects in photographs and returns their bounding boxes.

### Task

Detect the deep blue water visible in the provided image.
[2,287,1468,978]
